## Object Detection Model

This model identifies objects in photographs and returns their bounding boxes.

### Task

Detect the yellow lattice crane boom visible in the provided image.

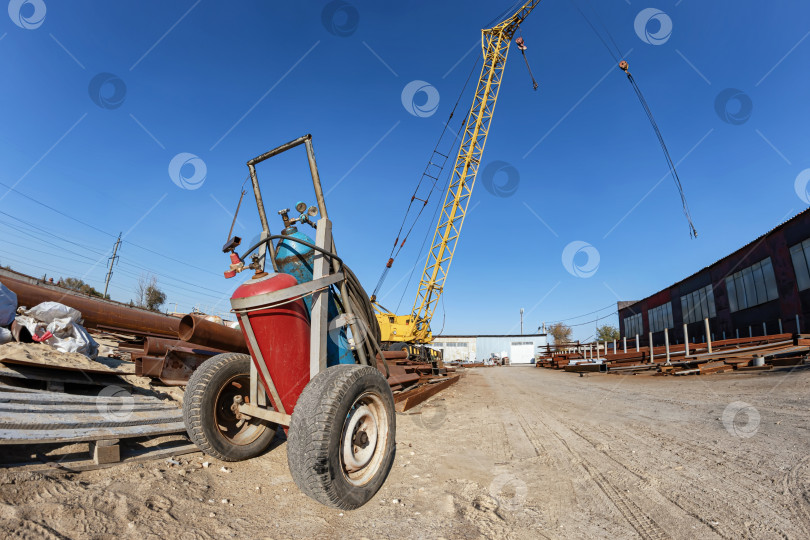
[375,0,541,344]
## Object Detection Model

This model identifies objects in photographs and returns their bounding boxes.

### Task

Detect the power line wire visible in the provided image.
[0,212,109,256]
[0,191,223,276]
[0,179,116,238]
[544,302,617,324]
[373,56,480,300]
[0,218,230,302]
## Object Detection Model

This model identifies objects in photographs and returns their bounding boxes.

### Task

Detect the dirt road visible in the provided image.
[2,366,810,539]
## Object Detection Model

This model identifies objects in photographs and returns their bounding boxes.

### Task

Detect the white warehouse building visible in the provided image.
[431,333,548,364]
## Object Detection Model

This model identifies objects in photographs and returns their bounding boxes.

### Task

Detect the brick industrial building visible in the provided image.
[619,209,810,346]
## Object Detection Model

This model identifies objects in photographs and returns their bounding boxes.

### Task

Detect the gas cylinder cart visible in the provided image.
[182,135,396,510]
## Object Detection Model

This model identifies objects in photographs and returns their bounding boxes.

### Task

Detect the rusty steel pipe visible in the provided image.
[0,271,181,336]
[178,314,248,353]
[143,336,225,357]
[10,320,32,343]
[375,350,408,361]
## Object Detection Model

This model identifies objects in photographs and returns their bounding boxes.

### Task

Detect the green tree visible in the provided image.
[135,274,167,312]
[62,277,105,298]
[548,323,573,347]
[596,324,620,342]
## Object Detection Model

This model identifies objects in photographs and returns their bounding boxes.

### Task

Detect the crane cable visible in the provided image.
[374,3,540,307]
[622,63,698,238]
[370,58,481,302]
[515,36,539,91]
[394,132,461,314]
[568,0,698,238]
[372,0,544,303]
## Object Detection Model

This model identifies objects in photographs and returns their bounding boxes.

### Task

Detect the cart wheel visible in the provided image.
[183,353,278,461]
[287,364,396,509]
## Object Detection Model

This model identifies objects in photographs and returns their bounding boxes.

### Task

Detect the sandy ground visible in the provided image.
[0,342,134,375]
[2,365,810,539]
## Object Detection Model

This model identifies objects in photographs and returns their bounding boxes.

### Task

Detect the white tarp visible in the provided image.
[26,301,82,325]
[15,301,98,359]
[0,282,17,327]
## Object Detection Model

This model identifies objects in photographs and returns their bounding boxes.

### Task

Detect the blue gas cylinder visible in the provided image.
[274,227,354,366]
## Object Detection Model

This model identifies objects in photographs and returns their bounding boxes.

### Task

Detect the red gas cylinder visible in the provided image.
[231,272,310,416]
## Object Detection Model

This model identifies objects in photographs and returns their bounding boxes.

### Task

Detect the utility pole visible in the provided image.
[103,233,122,299]
[520,308,524,335]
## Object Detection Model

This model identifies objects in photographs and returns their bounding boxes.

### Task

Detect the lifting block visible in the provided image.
[90,439,120,464]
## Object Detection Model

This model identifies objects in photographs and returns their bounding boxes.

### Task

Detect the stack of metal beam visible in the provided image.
[537,333,809,376]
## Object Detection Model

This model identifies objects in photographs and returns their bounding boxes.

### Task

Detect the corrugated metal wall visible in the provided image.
[434,335,548,363]
[476,336,547,363]
[431,337,476,363]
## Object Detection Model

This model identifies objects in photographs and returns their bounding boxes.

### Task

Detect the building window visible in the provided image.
[511,342,533,346]
[648,302,673,333]
[680,285,717,324]
[623,312,643,337]
[789,239,810,291]
[433,342,468,348]
[725,257,779,312]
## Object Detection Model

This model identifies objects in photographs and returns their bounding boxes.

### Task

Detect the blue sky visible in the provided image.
[1,1,808,342]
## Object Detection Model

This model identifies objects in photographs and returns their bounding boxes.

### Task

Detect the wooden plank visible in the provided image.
[0,382,40,393]
[0,390,168,405]
[0,357,135,375]
[564,363,605,373]
[0,408,182,427]
[0,402,177,413]
[0,345,136,375]
[723,358,752,365]
[769,357,806,367]
[707,365,733,374]
[91,440,121,464]
[700,361,730,374]
[0,421,186,444]
[6,441,199,472]
[394,375,459,412]
[0,363,135,387]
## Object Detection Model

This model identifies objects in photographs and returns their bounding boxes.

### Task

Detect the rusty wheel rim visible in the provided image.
[213,374,266,446]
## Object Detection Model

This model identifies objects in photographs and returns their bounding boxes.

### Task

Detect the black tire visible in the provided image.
[287,365,396,510]
[183,353,278,462]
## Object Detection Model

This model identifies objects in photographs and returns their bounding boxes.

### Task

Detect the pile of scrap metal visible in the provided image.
[536,333,809,376]
[0,270,199,468]
[120,313,248,385]
[0,269,239,386]
[377,350,460,411]
[1,270,461,404]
